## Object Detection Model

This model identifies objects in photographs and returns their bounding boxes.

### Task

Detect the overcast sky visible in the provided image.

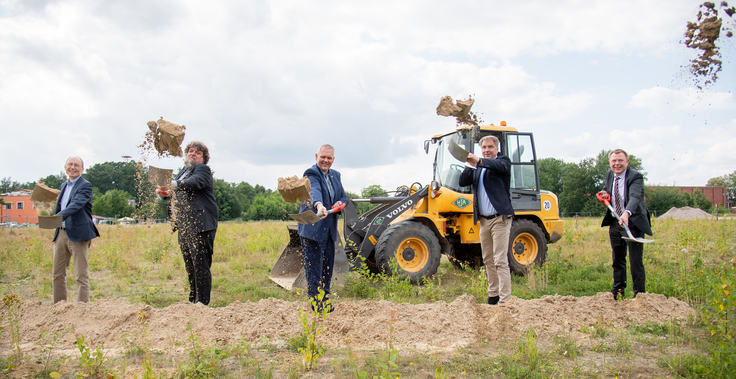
[1,0,734,194]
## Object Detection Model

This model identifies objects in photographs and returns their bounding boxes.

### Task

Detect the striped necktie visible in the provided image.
[614,175,623,216]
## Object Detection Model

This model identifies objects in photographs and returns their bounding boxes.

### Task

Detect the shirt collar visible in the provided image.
[67,176,81,185]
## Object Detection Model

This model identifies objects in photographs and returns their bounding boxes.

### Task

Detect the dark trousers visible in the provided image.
[300,236,335,302]
[179,229,216,305]
[609,223,646,296]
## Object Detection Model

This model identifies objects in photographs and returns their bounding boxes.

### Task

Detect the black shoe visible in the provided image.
[613,290,625,300]
[487,296,500,305]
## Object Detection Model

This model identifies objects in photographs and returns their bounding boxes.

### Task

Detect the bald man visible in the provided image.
[52,156,100,303]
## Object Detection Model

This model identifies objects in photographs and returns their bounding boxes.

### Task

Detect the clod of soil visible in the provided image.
[657,206,715,219]
[148,166,174,187]
[277,176,311,203]
[141,117,186,157]
[683,1,735,88]
[436,95,483,127]
[29,178,59,214]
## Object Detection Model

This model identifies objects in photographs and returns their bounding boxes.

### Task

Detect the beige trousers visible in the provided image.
[53,229,90,303]
[479,215,512,303]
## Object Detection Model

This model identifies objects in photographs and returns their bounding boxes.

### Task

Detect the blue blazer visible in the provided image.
[297,164,348,244]
[458,155,515,225]
[53,177,100,243]
[601,167,652,236]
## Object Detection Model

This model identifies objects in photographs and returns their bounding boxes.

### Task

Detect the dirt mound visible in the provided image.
[2,293,693,356]
[657,206,714,219]
[140,117,186,158]
[277,176,311,203]
[683,1,735,88]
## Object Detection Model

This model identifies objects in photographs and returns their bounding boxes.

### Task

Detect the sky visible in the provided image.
[1,0,734,195]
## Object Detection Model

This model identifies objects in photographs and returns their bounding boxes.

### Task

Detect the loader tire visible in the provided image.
[375,221,441,284]
[508,219,547,275]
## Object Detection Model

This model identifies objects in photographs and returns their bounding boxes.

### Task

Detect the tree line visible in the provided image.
[2,155,733,220]
[538,150,733,215]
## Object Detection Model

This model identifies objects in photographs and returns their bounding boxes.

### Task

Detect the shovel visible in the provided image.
[596,193,654,244]
[289,203,346,225]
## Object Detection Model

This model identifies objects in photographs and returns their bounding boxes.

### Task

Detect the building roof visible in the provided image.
[1,189,33,196]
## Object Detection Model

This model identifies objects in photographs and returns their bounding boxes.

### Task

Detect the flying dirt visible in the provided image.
[683,1,736,88]
[140,117,186,158]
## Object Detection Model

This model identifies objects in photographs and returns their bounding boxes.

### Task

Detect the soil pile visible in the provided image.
[140,118,186,158]
[1,293,693,356]
[683,1,735,88]
[277,176,311,203]
[436,96,483,127]
[658,206,714,219]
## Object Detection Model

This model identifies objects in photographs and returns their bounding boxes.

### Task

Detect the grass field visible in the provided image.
[1,216,735,378]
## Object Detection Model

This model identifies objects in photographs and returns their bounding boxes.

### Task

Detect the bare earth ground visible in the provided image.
[2,292,693,359]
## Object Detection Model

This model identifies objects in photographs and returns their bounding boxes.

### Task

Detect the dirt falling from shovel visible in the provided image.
[436,95,483,127]
[683,1,735,89]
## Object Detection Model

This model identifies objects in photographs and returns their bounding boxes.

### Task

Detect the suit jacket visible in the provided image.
[171,163,219,234]
[458,155,515,225]
[53,177,100,243]
[601,167,652,236]
[298,164,348,243]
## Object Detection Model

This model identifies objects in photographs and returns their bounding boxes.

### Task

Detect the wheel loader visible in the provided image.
[270,122,564,288]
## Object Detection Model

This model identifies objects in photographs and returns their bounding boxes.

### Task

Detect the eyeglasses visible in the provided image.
[66,163,82,168]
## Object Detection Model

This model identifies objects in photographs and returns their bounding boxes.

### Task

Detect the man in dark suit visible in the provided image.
[459,135,515,305]
[53,156,100,303]
[298,144,348,312]
[598,149,652,300]
[160,141,219,305]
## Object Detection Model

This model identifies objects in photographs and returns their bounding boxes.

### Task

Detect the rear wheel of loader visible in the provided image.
[375,221,441,284]
[508,219,547,275]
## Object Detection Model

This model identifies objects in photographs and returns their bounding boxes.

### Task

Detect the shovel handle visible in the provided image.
[315,203,347,217]
[596,191,651,243]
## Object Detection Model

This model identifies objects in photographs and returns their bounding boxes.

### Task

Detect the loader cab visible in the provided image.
[428,123,541,211]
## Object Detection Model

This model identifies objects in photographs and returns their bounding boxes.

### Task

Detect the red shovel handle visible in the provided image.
[596,192,611,205]
[332,203,346,212]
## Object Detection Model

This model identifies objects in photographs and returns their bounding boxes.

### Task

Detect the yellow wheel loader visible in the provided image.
[270,122,564,288]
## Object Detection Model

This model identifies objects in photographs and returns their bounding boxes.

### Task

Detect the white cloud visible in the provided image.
[629,87,736,116]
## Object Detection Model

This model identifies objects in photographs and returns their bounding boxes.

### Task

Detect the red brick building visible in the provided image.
[1,189,39,224]
[647,186,730,207]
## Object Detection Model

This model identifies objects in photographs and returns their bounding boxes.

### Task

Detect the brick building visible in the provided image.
[1,189,39,224]
[647,186,731,208]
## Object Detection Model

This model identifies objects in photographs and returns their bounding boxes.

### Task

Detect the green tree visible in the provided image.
[43,172,67,190]
[644,186,690,214]
[214,179,242,220]
[84,161,139,198]
[234,181,257,214]
[688,189,712,211]
[245,192,297,220]
[706,170,736,203]
[538,157,569,195]
[92,189,136,217]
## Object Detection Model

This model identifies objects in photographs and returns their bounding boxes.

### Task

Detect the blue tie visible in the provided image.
[325,172,335,204]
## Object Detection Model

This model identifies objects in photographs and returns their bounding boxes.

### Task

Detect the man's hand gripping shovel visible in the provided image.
[596,193,654,244]
[288,203,346,225]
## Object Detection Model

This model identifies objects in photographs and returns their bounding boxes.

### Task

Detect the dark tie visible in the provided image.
[614,175,623,216]
[325,173,335,204]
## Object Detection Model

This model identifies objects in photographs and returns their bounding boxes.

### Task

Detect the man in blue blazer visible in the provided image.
[52,156,100,303]
[161,141,219,305]
[598,149,652,300]
[298,144,348,312]
[459,135,515,305]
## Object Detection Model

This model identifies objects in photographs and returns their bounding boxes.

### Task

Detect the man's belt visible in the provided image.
[480,213,501,220]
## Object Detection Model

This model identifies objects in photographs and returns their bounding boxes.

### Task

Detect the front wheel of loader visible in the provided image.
[375,221,441,284]
[508,219,547,275]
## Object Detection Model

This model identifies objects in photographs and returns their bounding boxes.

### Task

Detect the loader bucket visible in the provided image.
[269,225,350,290]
